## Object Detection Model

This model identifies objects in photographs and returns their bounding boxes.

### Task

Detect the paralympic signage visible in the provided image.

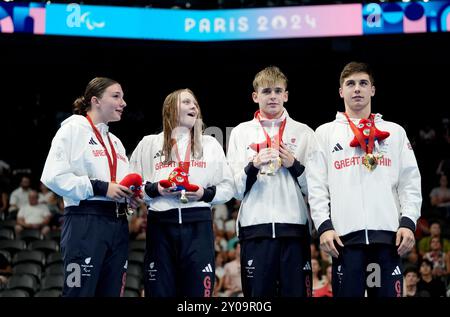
[46,3,362,40]
[0,1,449,41]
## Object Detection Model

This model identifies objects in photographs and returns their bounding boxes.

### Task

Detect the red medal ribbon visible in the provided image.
[255,110,287,149]
[86,115,117,182]
[173,138,192,173]
[343,112,375,154]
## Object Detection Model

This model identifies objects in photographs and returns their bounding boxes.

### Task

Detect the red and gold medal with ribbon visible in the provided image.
[253,110,286,175]
[344,113,382,171]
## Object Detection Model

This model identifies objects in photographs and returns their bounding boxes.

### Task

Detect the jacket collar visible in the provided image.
[335,111,383,124]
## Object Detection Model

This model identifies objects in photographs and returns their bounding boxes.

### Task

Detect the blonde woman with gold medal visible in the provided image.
[307,62,422,297]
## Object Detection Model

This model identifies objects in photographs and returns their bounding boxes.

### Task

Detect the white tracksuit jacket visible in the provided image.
[41,115,129,207]
[129,132,235,212]
[227,110,317,240]
[307,112,422,245]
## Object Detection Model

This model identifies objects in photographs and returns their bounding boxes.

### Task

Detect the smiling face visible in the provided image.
[91,83,126,123]
[178,90,199,129]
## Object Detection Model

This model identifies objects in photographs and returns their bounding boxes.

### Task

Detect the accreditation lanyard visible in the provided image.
[86,115,117,182]
[343,112,375,154]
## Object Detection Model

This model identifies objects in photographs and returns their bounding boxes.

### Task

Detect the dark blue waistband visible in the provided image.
[148,207,211,224]
[340,230,397,245]
[65,200,128,218]
[238,223,309,240]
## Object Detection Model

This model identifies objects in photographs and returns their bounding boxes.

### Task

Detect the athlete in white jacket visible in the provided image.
[41,78,137,297]
[307,62,421,297]
[129,88,234,297]
[227,66,316,297]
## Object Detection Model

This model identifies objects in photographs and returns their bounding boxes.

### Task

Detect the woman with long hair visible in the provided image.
[130,88,234,297]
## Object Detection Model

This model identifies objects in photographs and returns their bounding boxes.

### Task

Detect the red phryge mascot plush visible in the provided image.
[120,173,143,197]
[119,173,143,216]
[159,166,199,203]
[349,118,390,148]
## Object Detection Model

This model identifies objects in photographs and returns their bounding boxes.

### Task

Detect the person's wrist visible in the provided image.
[285,159,293,168]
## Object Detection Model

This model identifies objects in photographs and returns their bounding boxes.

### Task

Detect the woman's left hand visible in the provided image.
[184,186,204,202]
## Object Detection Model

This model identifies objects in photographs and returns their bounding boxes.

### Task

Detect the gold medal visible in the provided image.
[363,153,378,171]
[267,157,282,176]
[266,161,276,176]
[255,114,287,177]
[180,189,189,203]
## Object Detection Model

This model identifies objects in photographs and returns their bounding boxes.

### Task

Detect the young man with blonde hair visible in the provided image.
[227,66,317,297]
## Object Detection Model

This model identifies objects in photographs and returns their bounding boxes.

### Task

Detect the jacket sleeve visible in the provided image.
[226,126,250,200]
[290,130,318,196]
[207,138,235,205]
[397,127,422,232]
[40,124,94,200]
[306,127,334,235]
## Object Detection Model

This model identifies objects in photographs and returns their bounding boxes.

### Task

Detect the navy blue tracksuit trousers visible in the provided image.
[144,207,215,297]
[61,201,129,297]
[240,237,312,297]
[332,243,403,297]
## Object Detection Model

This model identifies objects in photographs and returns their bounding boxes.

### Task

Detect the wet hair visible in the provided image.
[253,66,288,92]
[72,77,119,115]
[161,89,204,163]
[339,62,375,87]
